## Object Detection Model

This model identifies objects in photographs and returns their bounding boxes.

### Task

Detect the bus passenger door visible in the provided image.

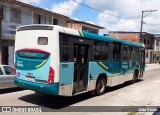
[73,44,89,94]
[112,43,122,74]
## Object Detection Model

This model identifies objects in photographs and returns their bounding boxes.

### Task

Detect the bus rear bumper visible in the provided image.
[14,77,59,95]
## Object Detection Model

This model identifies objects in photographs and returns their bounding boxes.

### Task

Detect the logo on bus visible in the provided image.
[17,63,23,67]
[17,61,24,67]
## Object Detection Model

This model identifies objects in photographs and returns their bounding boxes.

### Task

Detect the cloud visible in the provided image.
[18,0,43,4]
[86,0,160,34]
[51,0,82,17]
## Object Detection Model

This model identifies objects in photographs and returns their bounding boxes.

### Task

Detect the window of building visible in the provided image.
[10,7,21,23]
[148,39,150,45]
[93,41,109,60]
[156,40,159,46]
[146,50,148,58]
[60,34,70,61]
[48,17,52,24]
[1,5,6,21]
[53,18,58,25]
[34,14,41,24]
[113,43,121,60]
[41,16,47,24]
[144,39,146,44]
[82,26,98,34]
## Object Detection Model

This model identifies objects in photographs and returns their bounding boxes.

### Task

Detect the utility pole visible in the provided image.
[140,9,157,43]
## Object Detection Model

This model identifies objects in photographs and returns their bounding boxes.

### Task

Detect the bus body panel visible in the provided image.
[15,30,55,81]
[14,77,59,95]
[59,62,74,96]
[15,53,51,83]
[14,25,62,95]
[87,61,112,91]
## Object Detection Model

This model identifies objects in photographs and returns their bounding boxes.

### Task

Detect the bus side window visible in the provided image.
[134,47,140,62]
[94,41,109,61]
[123,45,127,60]
[94,42,102,60]
[101,43,109,60]
[131,46,134,60]
[60,35,70,62]
[123,45,131,60]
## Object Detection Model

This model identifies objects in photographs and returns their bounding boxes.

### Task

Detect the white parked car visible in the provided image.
[0,65,16,89]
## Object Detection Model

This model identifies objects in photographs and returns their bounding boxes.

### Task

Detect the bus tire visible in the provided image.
[130,70,138,84]
[95,77,106,96]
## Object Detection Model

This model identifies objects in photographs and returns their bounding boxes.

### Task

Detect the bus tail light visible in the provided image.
[48,67,54,84]
[14,63,16,77]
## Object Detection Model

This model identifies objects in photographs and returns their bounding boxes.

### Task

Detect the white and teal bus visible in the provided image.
[14,25,145,96]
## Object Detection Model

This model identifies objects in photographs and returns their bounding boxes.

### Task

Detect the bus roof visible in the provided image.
[80,31,144,47]
[17,24,144,47]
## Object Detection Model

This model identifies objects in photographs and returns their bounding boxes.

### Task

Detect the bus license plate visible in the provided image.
[26,77,35,82]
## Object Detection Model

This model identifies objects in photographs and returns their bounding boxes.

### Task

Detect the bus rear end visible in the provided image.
[14,25,59,95]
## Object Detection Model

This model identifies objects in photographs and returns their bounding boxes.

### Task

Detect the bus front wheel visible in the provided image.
[95,78,106,96]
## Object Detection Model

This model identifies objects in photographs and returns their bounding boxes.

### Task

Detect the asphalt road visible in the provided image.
[0,69,160,114]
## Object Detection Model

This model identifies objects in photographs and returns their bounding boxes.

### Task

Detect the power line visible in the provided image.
[71,0,160,34]
[128,0,160,21]
[144,24,157,33]
[57,7,78,12]
[71,0,141,22]
[145,23,160,30]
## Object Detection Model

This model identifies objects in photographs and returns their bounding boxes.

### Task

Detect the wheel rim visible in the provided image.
[97,79,105,93]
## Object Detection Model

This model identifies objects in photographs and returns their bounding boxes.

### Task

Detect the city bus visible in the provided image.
[14,25,145,96]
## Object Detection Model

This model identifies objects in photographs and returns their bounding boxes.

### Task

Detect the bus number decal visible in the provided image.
[62,64,68,68]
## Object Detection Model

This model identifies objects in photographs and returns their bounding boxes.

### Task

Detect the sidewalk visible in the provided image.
[145,63,160,71]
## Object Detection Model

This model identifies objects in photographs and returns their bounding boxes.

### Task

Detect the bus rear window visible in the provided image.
[17,51,50,59]
[38,37,48,45]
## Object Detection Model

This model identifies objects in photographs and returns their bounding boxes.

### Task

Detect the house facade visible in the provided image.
[109,31,158,64]
[67,19,104,34]
[154,34,160,59]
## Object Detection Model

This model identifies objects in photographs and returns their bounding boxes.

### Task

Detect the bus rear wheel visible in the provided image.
[130,70,138,84]
[95,78,106,96]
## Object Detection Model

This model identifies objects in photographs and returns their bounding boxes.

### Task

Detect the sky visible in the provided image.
[18,0,160,35]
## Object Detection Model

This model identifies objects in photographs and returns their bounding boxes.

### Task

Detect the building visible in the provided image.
[67,19,104,34]
[0,0,104,67]
[0,0,70,66]
[154,34,160,59]
[109,31,158,63]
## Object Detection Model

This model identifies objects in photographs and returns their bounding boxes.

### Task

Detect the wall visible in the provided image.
[109,32,140,42]
[66,22,82,30]
[8,46,14,66]
[145,50,150,64]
